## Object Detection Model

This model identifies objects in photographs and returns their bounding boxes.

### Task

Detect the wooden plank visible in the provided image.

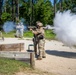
[0,43,24,51]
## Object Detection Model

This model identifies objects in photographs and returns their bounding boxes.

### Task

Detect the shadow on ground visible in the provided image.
[46,50,76,59]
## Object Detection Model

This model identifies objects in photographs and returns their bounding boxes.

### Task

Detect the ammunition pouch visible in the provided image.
[38,34,44,39]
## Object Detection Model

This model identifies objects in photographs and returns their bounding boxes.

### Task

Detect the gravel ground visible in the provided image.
[0,38,76,75]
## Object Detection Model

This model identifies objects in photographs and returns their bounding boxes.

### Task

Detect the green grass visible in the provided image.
[2,30,56,40]
[2,31,16,38]
[45,30,56,40]
[23,31,33,38]
[0,57,30,75]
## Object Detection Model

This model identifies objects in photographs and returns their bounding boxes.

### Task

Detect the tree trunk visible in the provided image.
[12,0,15,22]
[59,0,63,11]
[30,0,32,26]
[15,0,19,22]
[0,0,3,19]
[32,0,34,25]
[54,0,56,16]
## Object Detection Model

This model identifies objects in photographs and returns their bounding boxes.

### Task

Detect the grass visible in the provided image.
[23,31,33,38]
[0,57,30,75]
[1,30,56,40]
[2,31,16,38]
[45,30,56,40]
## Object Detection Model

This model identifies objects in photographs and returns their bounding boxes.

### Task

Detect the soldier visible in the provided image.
[15,23,21,38]
[15,22,24,38]
[20,22,24,38]
[30,21,46,60]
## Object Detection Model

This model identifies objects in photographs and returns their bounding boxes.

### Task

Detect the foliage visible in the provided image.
[17,0,54,25]
[19,1,30,25]
[56,0,76,13]
[1,0,76,26]
[34,0,53,25]
[1,12,11,22]
[71,0,76,13]
[62,0,72,11]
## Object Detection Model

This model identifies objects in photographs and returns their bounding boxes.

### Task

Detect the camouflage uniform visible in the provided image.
[16,23,21,37]
[19,22,24,38]
[31,22,46,60]
[16,22,24,38]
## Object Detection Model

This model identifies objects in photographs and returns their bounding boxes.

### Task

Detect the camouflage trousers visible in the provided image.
[38,39,46,58]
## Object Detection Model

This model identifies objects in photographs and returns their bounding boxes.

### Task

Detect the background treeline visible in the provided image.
[0,0,76,28]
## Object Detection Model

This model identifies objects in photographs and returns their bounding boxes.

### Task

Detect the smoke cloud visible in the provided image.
[53,10,76,47]
[3,21,15,33]
[3,21,27,33]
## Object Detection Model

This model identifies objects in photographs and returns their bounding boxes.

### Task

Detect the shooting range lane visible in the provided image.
[35,40,76,75]
[0,38,76,75]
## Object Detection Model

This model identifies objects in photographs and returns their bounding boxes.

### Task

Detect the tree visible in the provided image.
[12,0,15,21]
[34,0,53,25]
[0,0,3,19]
[19,0,31,25]
[59,0,63,11]
[54,0,56,16]
[71,0,76,13]
[56,0,73,12]
[15,0,19,21]
[1,0,55,26]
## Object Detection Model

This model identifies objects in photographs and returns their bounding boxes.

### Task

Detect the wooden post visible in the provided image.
[20,43,21,51]
[30,52,35,69]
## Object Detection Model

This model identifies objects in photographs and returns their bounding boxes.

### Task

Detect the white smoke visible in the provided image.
[53,10,76,47]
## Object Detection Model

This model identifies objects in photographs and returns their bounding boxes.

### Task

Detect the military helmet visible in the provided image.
[37,22,43,27]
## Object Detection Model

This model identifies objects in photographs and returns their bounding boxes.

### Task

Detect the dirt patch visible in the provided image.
[35,40,76,75]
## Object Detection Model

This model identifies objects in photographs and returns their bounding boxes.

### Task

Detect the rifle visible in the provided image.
[28,26,37,30]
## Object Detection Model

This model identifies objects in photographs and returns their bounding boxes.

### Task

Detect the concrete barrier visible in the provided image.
[0,51,35,69]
